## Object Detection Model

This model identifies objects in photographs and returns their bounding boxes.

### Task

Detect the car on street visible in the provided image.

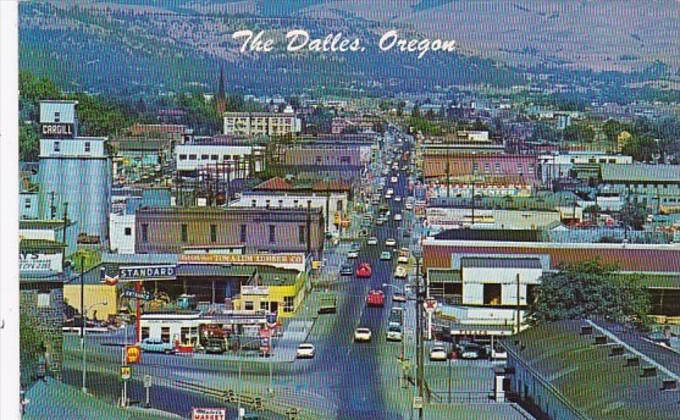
[386,324,403,341]
[391,176,398,183]
[350,242,361,252]
[354,328,372,342]
[356,262,372,278]
[458,343,483,360]
[140,338,176,354]
[429,346,448,361]
[347,250,359,259]
[394,265,408,279]
[367,290,385,307]
[394,196,402,202]
[380,251,392,260]
[367,236,378,245]
[405,203,413,210]
[386,188,394,195]
[385,238,397,247]
[340,263,354,275]
[491,344,508,360]
[296,343,316,359]
[394,214,402,221]
[376,218,386,226]
[392,290,407,302]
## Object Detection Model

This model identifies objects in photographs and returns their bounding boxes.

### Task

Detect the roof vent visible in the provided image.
[580,326,593,335]
[609,346,625,357]
[594,335,607,345]
[625,356,640,367]
[661,379,677,391]
[641,366,657,378]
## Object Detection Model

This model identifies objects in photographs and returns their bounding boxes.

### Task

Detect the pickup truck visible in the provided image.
[318,292,337,314]
[140,338,176,354]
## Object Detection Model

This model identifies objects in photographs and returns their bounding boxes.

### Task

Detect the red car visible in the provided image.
[356,262,372,278]
[367,290,385,307]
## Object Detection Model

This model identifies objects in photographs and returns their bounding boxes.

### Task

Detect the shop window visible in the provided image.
[181,327,190,344]
[260,301,269,311]
[142,224,148,242]
[299,225,306,244]
[244,301,254,311]
[181,224,188,242]
[161,327,170,343]
[284,296,295,312]
[141,327,150,340]
[268,225,276,243]
[240,224,247,243]
[336,200,343,212]
[483,283,502,305]
[37,292,50,308]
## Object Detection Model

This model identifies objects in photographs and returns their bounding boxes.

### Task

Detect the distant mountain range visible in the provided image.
[18,1,680,97]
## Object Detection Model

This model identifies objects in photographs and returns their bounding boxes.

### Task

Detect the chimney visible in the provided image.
[641,366,657,378]
[661,379,677,391]
[609,346,625,357]
[625,356,640,367]
[594,335,607,345]
[580,325,593,335]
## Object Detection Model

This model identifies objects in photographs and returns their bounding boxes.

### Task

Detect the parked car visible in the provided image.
[429,346,448,361]
[405,203,413,210]
[491,344,508,360]
[367,290,385,307]
[394,265,408,279]
[385,238,397,247]
[354,328,372,343]
[140,338,176,354]
[392,290,407,303]
[380,251,392,261]
[394,196,402,202]
[340,263,354,276]
[458,343,482,359]
[204,338,227,354]
[347,250,359,259]
[296,343,315,359]
[367,236,378,245]
[356,263,372,278]
[350,242,361,252]
[394,214,402,221]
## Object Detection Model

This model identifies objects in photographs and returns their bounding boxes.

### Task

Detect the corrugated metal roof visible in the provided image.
[461,257,542,269]
[601,164,680,183]
[427,269,462,283]
[176,264,256,278]
[40,101,77,124]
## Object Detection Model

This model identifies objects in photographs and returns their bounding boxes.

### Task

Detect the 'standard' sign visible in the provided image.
[118,265,176,281]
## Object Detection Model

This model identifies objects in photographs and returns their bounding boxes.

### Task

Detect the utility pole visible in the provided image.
[306,200,312,257]
[62,202,69,269]
[516,273,521,334]
[415,257,424,419]
[445,149,450,199]
[79,255,85,392]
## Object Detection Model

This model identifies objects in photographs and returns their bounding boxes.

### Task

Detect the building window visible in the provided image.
[179,154,187,160]
[472,163,479,172]
[181,224,188,242]
[211,154,218,161]
[260,301,269,311]
[161,327,170,343]
[54,111,60,122]
[484,163,490,173]
[37,292,51,308]
[336,200,343,212]
[53,141,61,152]
[124,227,132,236]
[141,327,150,340]
[210,224,217,243]
[495,163,501,173]
[299,225,306,244]
[483,284,502,305]
[316,156,322,163]
[84,142,91,153]
[278,199,283,207]
[340,156,351,164]
[189,154,197,160]
[142,224,148,242]
[181,327,190,344]
[240,224,247,243]
[244,301,254,311]
[24,198,31,209]
[251,199,257,208]
[527,285,538,305]
[283,296,295,312]
[265,200,271,208]
[268,225,276,243]
[201,154,209,160]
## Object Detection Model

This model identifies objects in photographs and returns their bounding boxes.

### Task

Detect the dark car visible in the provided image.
[204,338,227,354]
[340,263,354,276]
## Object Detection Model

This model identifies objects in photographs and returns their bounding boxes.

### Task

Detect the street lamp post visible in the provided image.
[237,336,263,419]
[81,300,108,394]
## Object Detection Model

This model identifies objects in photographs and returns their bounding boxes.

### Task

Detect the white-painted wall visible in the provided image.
[109,213,135,254]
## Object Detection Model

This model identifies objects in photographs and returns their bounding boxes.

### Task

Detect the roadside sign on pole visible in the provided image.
[120,365,131,381]
[125,345,141,364]
[143,374,152,388]
[425,298,437,313]
[413,396,424,409]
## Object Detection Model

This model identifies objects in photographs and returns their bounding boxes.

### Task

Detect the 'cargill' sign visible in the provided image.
[118,265,176,281]
[41,123,74,138]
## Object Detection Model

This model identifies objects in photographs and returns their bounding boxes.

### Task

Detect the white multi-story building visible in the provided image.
[538,152,633,183]
[228,191,349,236]
[109,213,135,254]
[176,142,265,177]
[223,107,302,136]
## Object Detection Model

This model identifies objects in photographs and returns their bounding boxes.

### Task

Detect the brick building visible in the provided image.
[135,207,325,257]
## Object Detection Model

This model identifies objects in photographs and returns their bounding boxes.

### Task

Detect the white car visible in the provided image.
[385,238,397,247]
[394,265,408,279]
[430,346,448,361]
[394,196,402,202]
[386,188,394,195]
[386,324,403,342]
[391,176,398,183]
[367,237,378,245]
[394,214,402,221]
[405,203,413,210]
[398,254,409,264]
[347,250,359,259]
[296,343,315,359]
[354,328,372,342]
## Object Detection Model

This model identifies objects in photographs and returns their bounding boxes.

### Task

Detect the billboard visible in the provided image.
[18,251,62,273]
[179,253,305,271]
[191,408,226,420]
[118,265,177,281]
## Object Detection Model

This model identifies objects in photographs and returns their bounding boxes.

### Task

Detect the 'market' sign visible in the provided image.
[118,265,176,281]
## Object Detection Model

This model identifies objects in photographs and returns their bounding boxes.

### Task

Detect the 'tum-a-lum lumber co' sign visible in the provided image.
[119,265,176,281]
